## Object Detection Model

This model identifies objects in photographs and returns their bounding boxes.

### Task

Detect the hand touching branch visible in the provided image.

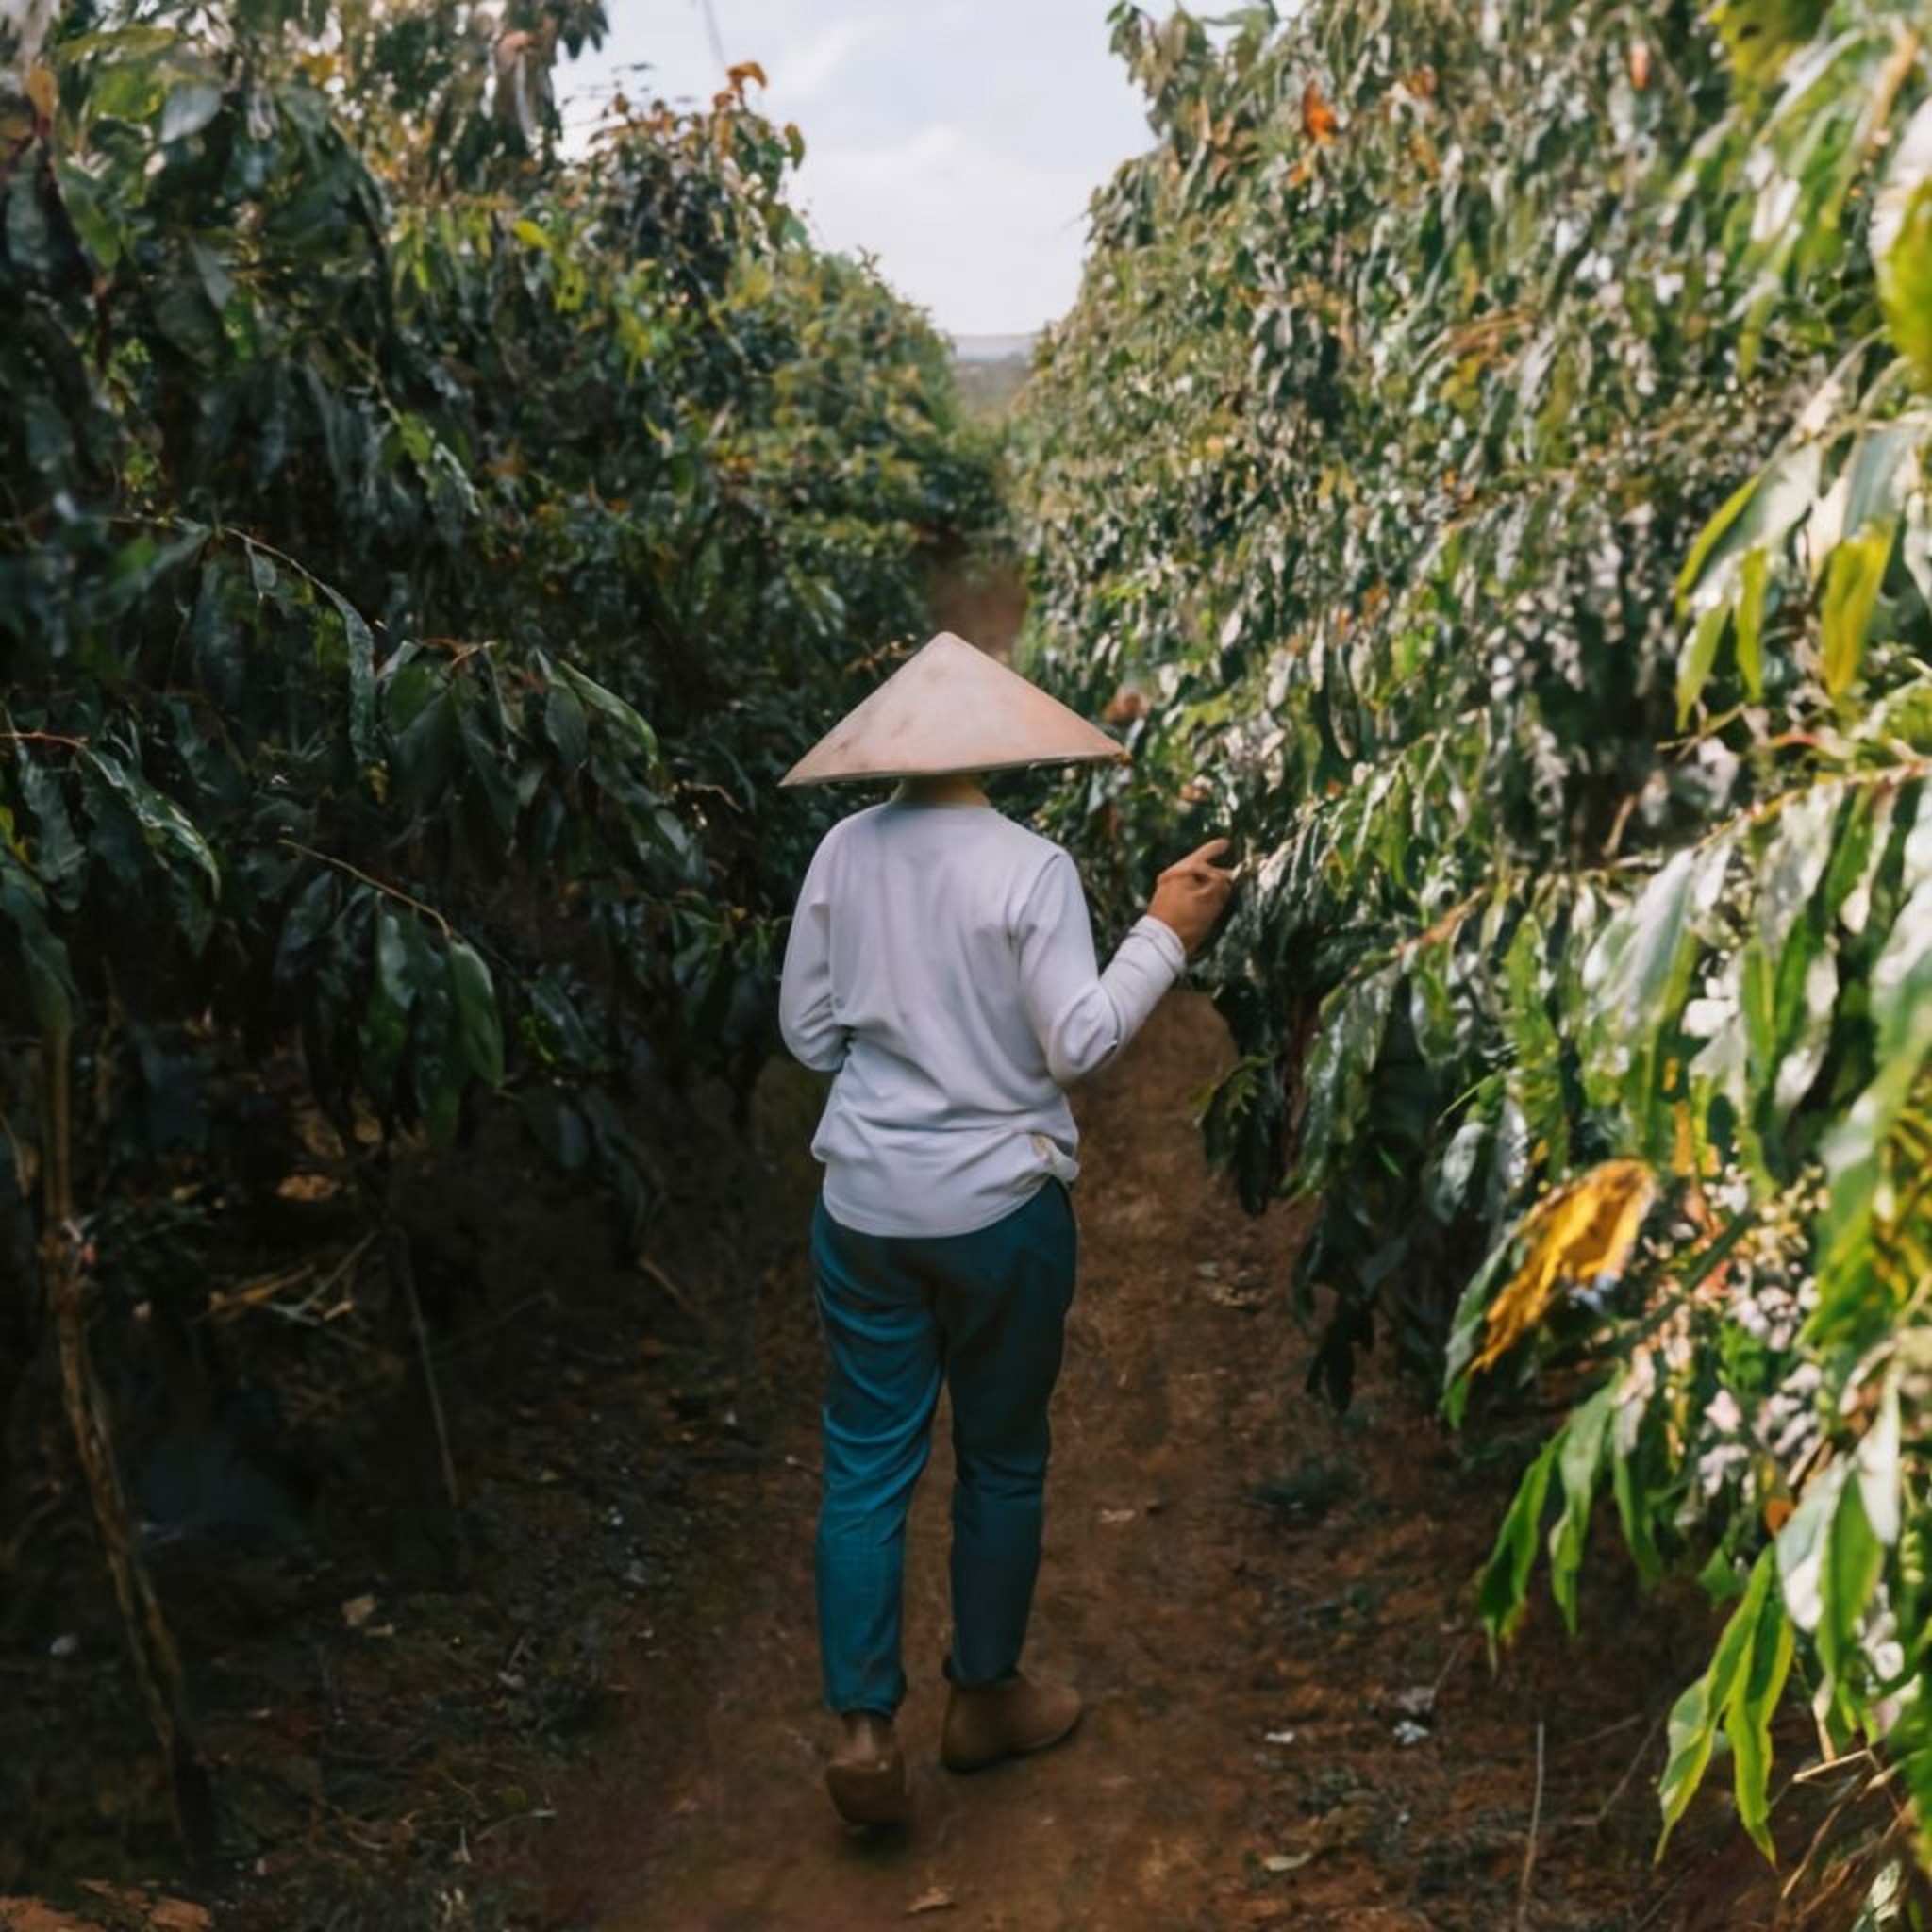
[1146,838,1238,957]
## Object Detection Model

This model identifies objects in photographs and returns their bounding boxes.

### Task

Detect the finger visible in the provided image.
[1185,838,1233,865]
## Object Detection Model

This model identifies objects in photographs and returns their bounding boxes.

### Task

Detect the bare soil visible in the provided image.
[4,992,1876,1931]
[517,996,1800,1932]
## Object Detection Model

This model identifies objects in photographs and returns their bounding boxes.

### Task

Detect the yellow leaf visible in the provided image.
[1672,1099,1697,1176]
[1473,1160,1657,1374]
[25,63,57,127]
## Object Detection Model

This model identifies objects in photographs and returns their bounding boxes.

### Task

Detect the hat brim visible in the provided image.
[781,631,1128,787]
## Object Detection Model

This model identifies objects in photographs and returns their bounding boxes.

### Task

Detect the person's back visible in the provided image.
[781,799,1183,1238]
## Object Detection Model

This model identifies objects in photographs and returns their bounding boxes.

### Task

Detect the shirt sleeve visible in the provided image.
[778,837,849,1073]
[1015,849,1187,1090]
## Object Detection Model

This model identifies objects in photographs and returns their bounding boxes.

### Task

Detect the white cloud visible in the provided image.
[797,123,1107,336]
[778,16,893,102]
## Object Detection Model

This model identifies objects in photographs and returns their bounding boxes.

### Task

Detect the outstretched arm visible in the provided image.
[1011,853,1164,1088]
[1016,839,1238,1089]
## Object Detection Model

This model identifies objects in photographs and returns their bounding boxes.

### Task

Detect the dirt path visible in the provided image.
[526,997,1760,1932]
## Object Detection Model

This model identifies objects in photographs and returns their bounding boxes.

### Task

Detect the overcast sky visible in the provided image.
[559,3,1155,338]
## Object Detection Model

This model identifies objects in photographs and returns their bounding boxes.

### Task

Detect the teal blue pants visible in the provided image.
[811,1183,1077,1717]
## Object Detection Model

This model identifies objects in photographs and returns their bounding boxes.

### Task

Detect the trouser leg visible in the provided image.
[936,1184,1077,1689]
[811,1200,942,1716]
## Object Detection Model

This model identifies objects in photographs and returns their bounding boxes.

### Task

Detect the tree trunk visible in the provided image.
[41,1034,215,1869]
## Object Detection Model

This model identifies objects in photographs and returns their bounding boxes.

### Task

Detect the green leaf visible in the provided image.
[1610,1410,1665,1589]
[542,683,589,776]
[1852,1379,1901,1548]
[1776,1456,1884,1717]
[54,158,124,272]
[1657,1548,1779,1856]
[81,749,221,893]
[1876,174,1932,393]
[1547,1385,1614,1634]
[1725,1574,1793,1860]
[1819,525,1892,698]
[1675,600,1728,726]
[1477,1434,1558,1649]
[1657,1670,1721,1854]
[1710,0,1827,85]
[322,585,380,768]
[1291,965,1395,1194]
[446,935,505,1088]
[276,872,341,979]
[553,660,659,761]
[403,917,459,1148]
[1816,865,1932,1312]
[1582,844,1727,1156]
[1676,444,1821,615]
[1775,1460,1843,1636]
[1819,1481,1882,1693]
[521,1087,590,1171]
[160,80,224,143]
[18,751,87,907]
[0,857,76,1036]
[1734,546,1769,699]
[1841,424,1923,538]
[361,904,415,1113]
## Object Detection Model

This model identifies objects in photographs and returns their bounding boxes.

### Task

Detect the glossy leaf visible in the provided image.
[1820,526,1893,697]
[446,934,504,1088]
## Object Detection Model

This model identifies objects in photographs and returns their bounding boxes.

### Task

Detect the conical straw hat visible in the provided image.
[781,632,1128,787]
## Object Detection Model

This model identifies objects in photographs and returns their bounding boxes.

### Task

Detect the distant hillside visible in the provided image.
[949,333,1037,421]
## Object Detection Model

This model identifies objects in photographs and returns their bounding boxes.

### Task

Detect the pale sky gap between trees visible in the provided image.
[561,2,1157,341]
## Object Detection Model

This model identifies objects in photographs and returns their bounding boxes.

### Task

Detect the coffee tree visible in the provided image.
[1021,0,1932,1884]
[0,0,995,1849]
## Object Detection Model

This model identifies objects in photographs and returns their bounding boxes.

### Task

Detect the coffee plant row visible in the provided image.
[0,0,996,1836]
[1020,0,1932,1888]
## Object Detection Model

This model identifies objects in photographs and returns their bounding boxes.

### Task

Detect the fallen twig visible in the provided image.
[1516,1719,1545,1931]
[389,1229,467,1561]
[638,1255,704,1324]
[1592,1707,1668,1828]
[473,1806,559,1843]
[427,1291,561,1360]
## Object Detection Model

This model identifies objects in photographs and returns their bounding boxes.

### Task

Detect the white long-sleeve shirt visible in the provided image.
[778,800,1186,1237]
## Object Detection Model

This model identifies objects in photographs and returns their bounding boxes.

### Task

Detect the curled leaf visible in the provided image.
[1473,1160,1657,1374]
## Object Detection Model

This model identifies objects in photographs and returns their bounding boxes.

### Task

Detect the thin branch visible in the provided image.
[279,838,454,938]
[0,730,90,752]
[694,0,727,73]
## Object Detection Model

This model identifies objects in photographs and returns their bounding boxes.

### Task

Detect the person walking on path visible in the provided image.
[778,631,1235,1826]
